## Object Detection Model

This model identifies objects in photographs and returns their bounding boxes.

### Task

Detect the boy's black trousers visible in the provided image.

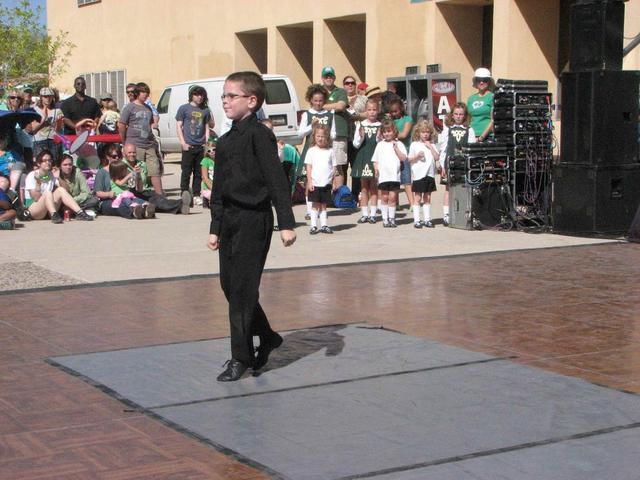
[218,205,278,367]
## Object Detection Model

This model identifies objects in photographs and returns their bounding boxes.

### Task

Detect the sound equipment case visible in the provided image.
[450,182,510,230]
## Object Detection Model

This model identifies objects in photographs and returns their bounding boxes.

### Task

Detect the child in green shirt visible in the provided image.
[200,137,217,209]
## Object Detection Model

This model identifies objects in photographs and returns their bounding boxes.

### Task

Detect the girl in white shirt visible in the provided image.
[304,125,337,234]
[371,120,407,228]
[408,120,440,228]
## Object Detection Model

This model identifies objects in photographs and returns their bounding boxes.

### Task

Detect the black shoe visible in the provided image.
[74,210,94,221]
[357,215,368,224]
[424,220,435,228]
[181,191,192,215]
[443,217,449,227]
[51,212,63,224]
[414,222,423,229]
[389,219,398,228]
[144,203,156,219]
[310,226,319,235]
[132,204,144,219]
[367,216,376,224]
[18,207,32,222]
[383,221,391,228]
[216,359,249,382]
[254,333,283,370]
[320,225,333,234]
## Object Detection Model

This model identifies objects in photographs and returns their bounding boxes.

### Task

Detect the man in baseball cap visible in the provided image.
[321,66,350,190]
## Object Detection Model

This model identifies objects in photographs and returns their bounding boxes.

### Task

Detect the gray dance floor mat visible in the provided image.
[49,324,640,480]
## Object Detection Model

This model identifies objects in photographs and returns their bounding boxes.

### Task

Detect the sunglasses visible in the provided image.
[108,154,120,159]
[8,96,19,100]
[476,78,490,83]
[344,81,356,85]
[126,90,135,95]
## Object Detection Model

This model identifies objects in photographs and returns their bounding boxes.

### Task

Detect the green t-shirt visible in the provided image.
[327,87,349,139]
[110,180,128,195]
[393,115,414,150]
[200,156,215,191]
[467,92,494,137]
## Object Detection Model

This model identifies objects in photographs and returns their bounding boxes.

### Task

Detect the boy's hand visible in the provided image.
[207,234,219,250]
[280,229,296,247]
[181,142,190,151]
[307,181,314,192]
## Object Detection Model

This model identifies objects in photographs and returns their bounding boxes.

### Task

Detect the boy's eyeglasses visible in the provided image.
[8,96,19,100]
[344,81,356,85]
[220,93,250,101]
[126,90,135,95]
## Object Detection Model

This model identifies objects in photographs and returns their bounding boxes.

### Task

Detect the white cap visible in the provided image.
[473,67,492,78]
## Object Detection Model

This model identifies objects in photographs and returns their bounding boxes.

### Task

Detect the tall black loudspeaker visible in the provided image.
[552,164,640,235]
[570,0,625,71]
[560,70,639,165]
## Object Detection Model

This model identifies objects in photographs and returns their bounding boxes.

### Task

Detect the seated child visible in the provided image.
[0,176,17,229]
[200,137,217,209]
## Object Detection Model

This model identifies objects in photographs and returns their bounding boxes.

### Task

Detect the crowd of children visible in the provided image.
[295,83,477,233]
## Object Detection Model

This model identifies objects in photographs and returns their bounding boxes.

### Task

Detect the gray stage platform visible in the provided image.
[49,324,640,480]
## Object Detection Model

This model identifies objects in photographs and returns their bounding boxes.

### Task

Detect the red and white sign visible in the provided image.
[432,79,458,130]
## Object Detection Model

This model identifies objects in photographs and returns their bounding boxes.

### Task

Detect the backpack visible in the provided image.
[332,185,357,209]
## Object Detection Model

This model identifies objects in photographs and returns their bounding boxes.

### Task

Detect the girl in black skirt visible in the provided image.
[408,120,439,228]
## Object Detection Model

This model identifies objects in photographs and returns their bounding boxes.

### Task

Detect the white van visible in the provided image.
[156,74,301,153]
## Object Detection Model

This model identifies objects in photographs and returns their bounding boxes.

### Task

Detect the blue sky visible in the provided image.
[2,0,47,25]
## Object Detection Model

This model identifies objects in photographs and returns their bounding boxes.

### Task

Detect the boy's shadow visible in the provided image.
[253,324,346,376]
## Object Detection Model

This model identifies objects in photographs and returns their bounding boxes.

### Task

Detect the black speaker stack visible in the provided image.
[553,0,640,235]
[494,79,553,227]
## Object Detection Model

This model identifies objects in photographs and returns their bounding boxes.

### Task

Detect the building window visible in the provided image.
[80,70,126,110]
[78,0,101,6]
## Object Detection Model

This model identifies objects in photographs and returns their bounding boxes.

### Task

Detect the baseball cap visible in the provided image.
[99,91,113,101]
[321,66,336,78]
[473,67,492,79]
[22,85,34,93]
[39,87,54,96]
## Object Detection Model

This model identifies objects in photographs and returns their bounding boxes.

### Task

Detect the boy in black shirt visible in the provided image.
[208,72,296,381]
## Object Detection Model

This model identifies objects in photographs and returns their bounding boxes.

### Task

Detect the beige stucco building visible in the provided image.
[48,0,640,114]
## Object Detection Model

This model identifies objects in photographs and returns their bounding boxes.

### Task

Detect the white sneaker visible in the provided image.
[193,196,203,206]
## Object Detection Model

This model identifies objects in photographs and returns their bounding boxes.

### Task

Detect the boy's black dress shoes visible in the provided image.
[254,333,283,370]
[217,359,249,382]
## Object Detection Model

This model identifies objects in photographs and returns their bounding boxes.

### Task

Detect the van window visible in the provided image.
[265,80,291,105]
[157,88,171,114]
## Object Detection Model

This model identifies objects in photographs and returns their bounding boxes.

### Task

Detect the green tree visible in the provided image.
[0,0,75,85]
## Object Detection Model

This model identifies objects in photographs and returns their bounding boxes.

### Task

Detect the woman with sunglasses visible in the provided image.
[33,87,64,164]
[467,67,495,143]
[343,75,367,200]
